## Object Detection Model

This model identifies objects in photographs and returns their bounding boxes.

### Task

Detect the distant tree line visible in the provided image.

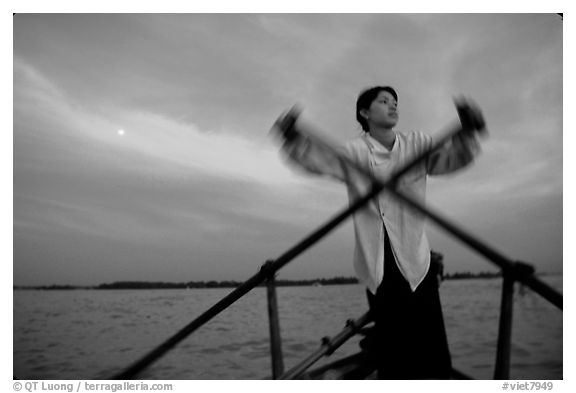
[96,276,359,290]
[16,271,551,290]
[443,271,502,280]
[13,277,361,290]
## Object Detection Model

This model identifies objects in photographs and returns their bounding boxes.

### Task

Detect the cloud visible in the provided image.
[13,56,352,285]
[14,57,313,187]
[13,14,563,286]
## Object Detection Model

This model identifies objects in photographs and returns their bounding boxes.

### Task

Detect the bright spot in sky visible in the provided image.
[117,129,125,136]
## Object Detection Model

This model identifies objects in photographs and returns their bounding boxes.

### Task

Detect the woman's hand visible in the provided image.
[454,96,488,137]
[272,106,302,142]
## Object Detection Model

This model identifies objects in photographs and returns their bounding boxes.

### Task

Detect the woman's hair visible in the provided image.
[355,86,398,132]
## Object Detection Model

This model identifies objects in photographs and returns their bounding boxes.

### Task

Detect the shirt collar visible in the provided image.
[364,132,398,156]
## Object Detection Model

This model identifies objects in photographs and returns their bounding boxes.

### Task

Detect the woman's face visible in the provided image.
[364,90,399,130]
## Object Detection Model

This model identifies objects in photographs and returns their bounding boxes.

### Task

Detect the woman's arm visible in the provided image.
[272,111,351,182]
[426,131,481,175]
[426,98,486,175]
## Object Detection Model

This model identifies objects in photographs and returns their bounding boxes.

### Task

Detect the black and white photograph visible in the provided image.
[12,12,563,383]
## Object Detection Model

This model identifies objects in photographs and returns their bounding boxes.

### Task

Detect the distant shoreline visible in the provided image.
[13,271,561,290]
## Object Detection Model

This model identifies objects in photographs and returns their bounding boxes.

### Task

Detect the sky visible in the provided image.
[12,13,563,286]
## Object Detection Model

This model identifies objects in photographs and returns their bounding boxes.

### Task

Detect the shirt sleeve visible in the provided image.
[424,131,481,175]
[280,134,353,183]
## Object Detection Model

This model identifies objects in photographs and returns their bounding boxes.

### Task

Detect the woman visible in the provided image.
[273,86,486,379]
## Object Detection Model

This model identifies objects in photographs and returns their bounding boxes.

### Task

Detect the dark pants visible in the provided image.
[366,231,452,379]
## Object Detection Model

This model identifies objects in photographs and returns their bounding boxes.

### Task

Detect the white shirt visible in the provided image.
[283,130,480,294]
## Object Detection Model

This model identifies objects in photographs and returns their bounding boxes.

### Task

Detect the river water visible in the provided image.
[13,275,562,380]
